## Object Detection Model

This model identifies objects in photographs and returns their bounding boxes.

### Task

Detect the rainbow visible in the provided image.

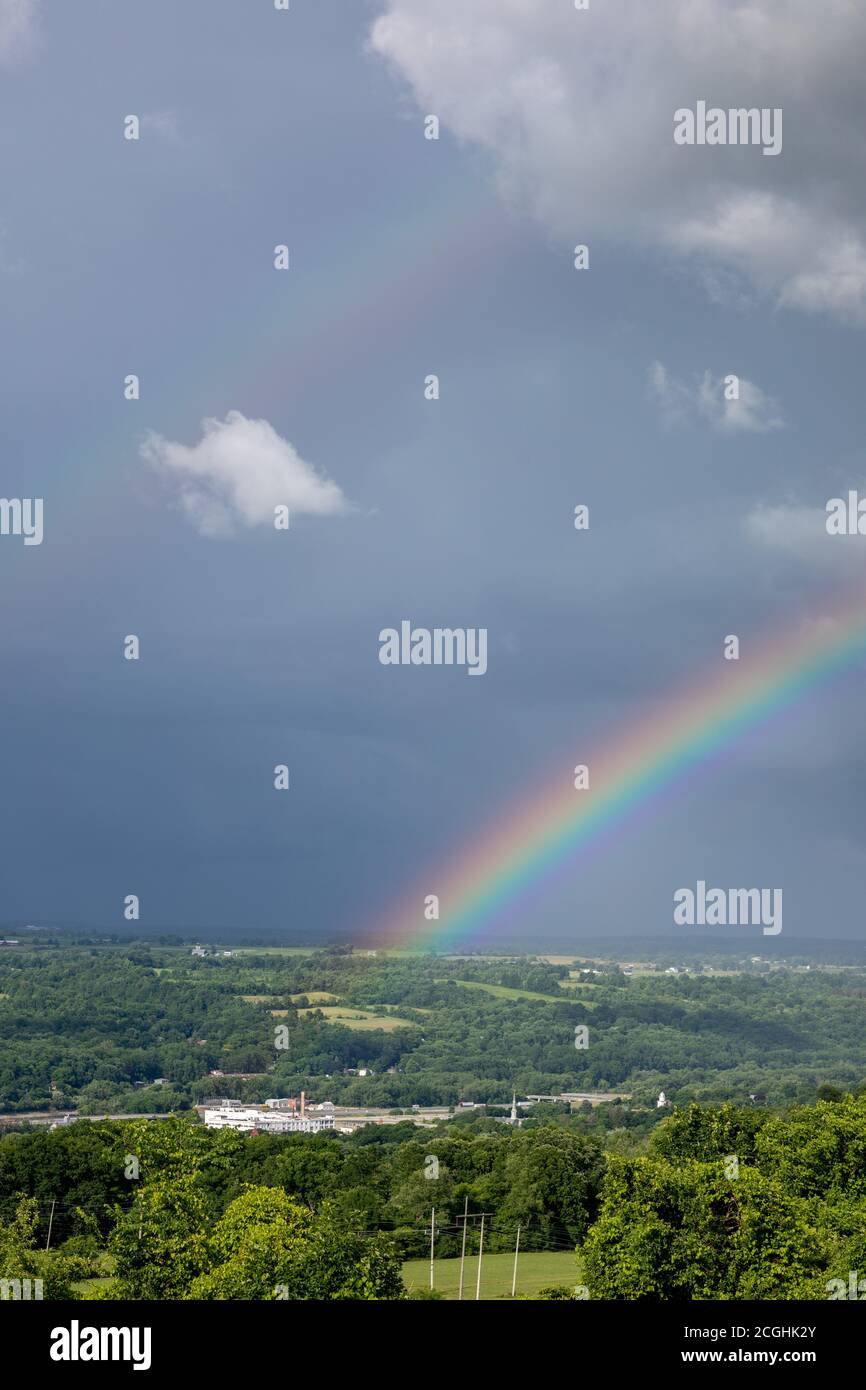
[54,169,499,522]
[370,594,866,951]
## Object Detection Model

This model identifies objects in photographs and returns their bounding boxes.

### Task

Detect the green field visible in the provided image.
[72,1252,580,1302]
[402,1250,581,1300]
[297,1005,417,1031]
[445,979,573,1004]
[232,947,321,956]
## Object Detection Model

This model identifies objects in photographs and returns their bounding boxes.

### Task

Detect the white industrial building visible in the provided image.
[203,1101,334,1134]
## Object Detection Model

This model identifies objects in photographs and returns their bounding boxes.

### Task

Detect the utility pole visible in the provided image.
[457,1196,469,1301]
[511,1224,521,1298]
[45,1199,55,1252]
[429,1207,435,1290]
[475,1213,486,1301]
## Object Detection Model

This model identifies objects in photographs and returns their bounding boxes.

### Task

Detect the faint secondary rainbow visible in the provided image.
[55,169,501,521]
[369,595,866,951]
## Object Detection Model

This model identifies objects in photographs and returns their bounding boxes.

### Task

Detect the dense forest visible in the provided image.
[2,1096,866,1299]
[2,940,866,1115]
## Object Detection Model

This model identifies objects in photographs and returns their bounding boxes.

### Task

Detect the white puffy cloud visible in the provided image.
[647,361,692,429]
[670,193,866,325]
[698,371,783,434]
[140,410,348,537]
[370,0,866,324]
[0,0,38,64]
[648,362,783,433]
[745,501,866,573]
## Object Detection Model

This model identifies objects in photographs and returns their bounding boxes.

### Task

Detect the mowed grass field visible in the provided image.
[402,1250,581,1300]
[444,978,583,1005]
[246,990,340,1011]
[296,1005,417,1031]
[232,947,321,956]
[75,1252,580,1302]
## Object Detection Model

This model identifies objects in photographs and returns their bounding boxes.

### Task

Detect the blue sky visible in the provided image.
[2,0,866,941]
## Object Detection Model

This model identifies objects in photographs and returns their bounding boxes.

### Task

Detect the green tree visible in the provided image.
[189,1187,404,1300]
[582,1155,827,1300]
[0,1196,79,1299]
[110,1174,210,1299]
[498,1128,604,1245]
